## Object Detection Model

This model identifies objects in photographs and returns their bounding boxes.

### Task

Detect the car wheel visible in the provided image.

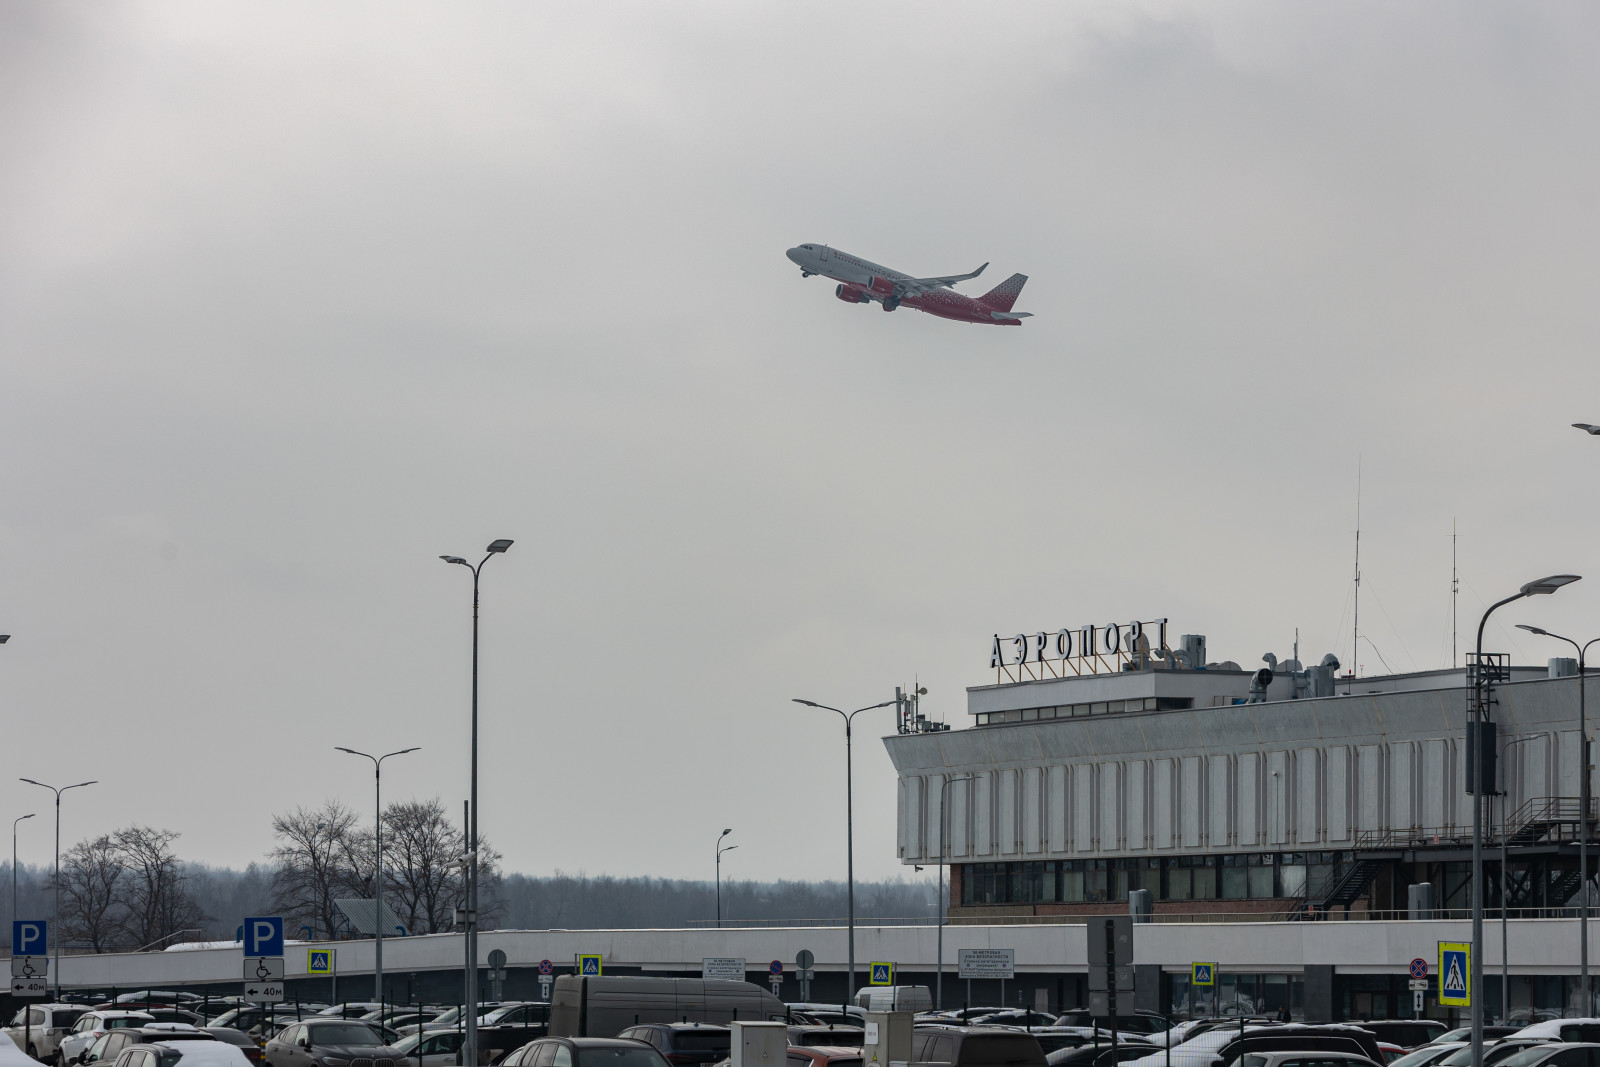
[27,1047,38,1062]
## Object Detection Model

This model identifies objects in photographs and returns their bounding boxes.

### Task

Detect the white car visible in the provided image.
[0,1034,43,1067]
[3,1005,89,1062]
[111,1040,252,1067]
[392,1030,466,1067]
[60,1014,156,1066]
[1512,1021,1600,1044]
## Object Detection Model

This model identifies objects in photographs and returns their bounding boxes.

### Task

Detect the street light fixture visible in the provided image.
[1516,622,1600,1012]
[791,696,896,1011]
[13,813,34,929]
[440,538,513,1067]
[1469,575,1580,1065]
[716,829,737,928]
[335,746,420,1008]
[936,774,975,1010]
[18,779,97,997]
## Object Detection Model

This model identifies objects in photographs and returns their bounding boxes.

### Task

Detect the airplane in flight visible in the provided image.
[785,243,1031,325]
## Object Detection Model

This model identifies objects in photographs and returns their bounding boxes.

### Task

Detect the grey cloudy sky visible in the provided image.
[4,3,1600,886]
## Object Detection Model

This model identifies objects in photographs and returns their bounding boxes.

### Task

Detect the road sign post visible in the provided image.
[1439,942,1470,1008]
[796,950,815,1001]
[578,954,602,977]
[1088,918,1134,1066]
[308,948,337,1004]
[488,949,508,1000]
[539,959,554,1000]
[11,955,48,999]
[869,962,894,986]
[244,956,286,1003]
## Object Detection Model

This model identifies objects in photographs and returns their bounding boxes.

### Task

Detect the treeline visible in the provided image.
[4,797,936,952]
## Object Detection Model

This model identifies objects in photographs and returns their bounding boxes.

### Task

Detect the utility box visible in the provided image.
[730,1022,787,1067]
[1408,882,1437,920]
[862,1011,914,1067]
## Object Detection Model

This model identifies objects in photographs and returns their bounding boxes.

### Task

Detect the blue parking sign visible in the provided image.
[13,921,46,956]
[244,916,284,957]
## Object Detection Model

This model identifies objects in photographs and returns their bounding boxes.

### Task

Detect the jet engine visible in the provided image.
[867,276,897,297]
[835,284,866,303]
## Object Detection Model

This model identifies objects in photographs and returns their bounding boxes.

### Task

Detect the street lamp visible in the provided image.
[440,537,512,1067]
[18,779,97,997]
[335,746,420,1008]
[1470,575,1580,1065]
[716,829,737,928]
[1498,734,1541,1023]
[936,774,975,1010]
[13,813,34,930]
[1515,623,1600,1011]
[791,696,896,1011]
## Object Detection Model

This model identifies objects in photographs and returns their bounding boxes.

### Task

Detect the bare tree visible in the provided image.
[114,826,206,950]
[60,835,125,952]
[382,799,461,935]
[270,802,360,940]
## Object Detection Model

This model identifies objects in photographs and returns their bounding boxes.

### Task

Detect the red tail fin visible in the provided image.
[978,272,1027,312]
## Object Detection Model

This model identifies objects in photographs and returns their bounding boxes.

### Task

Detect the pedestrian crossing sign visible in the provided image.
[579,954,603,977]
[870,962,894,986]
[1192,963,1216,986]
[1438,942,1470,1007]
[307,949,334,975]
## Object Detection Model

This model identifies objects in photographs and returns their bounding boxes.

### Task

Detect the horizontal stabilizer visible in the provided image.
[991,310,1033,320]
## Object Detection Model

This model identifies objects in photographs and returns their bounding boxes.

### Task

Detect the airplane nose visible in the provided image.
[786,247,803,264]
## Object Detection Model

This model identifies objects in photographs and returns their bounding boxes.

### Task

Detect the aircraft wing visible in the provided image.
[900,262,988,294]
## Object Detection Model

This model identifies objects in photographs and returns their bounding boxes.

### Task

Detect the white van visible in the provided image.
[852,987,932,1013]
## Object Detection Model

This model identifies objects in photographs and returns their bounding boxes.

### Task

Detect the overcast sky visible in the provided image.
[4,3,1600,888]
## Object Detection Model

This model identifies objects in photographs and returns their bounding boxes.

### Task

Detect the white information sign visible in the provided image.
[958,948,1015,979]
[701,957,747,982]
[9,958,47,978]
[11,977,48,998]
[244,956,286,1003]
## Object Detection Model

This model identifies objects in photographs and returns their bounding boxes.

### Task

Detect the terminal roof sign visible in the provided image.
[991,619,1169,681]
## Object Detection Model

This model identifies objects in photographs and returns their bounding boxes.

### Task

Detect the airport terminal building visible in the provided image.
[883,620,1598,1020]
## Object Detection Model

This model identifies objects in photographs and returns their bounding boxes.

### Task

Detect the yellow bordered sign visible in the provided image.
[579,954,603,977]
[1192,962,1216,986]
[869,962,894,986]
[1439,942,1469,1007]
[307,949,334,975]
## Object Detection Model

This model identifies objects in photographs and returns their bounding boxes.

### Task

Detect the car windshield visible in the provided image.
[576,1051,668,1067]
[107,1019,145,1030]
[1492,1051,1555,1067]
[672,1033,729,1052]
[1390,1049,1452,1067]
[310,1024,384,1046]
[392,1035,422,1055]
[960,1037,1047,1066]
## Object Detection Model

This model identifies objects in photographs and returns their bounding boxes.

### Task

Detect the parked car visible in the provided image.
[784,1008,865,1028]
[1430,1030,1519,1047]
[402,1005,515,1037]
[786,1027,863,1050]
[483,1007,550,1031]
[1514,1025,1600,1046]
[263,1020,400,1067]
[1123,1025,1384,1067]
[202,1030,264,1067]
[498,1038,668,1067]
[315,1007,385,1020]
[112,997,199,1010]
[1047,1047,1163,1067]
[785,1048,861,1067]
[144,1015,205,1031]
[910,1026,1049,1067]
[83,1026,220,1067]
[1436,1041,1551,1067]
[1384,1042,1464,1067]
[1056,1015,1171,1038]
[1360,1024,1449,1051]
[5,1005,91,1062]
[0,1035,38,1067]
[108,1039,253,1067]
[392,1031,465,1067]
[61,1013,158,1065]
[852,988,932,1013]
[1236,1053,1381,1067]
[617,1024,729,1067]
[207,1011,303,1043]
[971,1013,1061,1030]
[1494,1045,1600,1067]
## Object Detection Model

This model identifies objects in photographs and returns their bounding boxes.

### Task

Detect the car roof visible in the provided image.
[554,1039,656,1048]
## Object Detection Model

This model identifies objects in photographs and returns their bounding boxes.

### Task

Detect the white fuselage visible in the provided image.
[785,244,907,288]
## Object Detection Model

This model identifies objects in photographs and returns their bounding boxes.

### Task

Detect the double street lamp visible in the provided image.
[1470,575,1580,1067]
[440,538,513,1067]
[715,829,736,928]
[792,696,896,1010]
[18,779,97,998]
[335,746,419,1007]
[936,774,975,1011]
[1515,623,1600,1013]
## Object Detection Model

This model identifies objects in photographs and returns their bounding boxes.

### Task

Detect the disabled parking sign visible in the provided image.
[1438,942,1470,1007]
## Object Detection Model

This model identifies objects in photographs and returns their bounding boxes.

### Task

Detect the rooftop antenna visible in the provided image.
[1451,518,1459,669]
[1350,457,1361,695]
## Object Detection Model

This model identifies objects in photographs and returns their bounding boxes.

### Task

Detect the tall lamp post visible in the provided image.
[715,829,737,928]
[441,537,514,1067]
[792,696,896,1010]
[1470,576,1580,1067]
[936,774,975,1010]
[1515,624,1599,1010]
[18,779,97,998]
[1498,735,1539,1023]
[13,813,34,929]
[336,746,420,1007]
